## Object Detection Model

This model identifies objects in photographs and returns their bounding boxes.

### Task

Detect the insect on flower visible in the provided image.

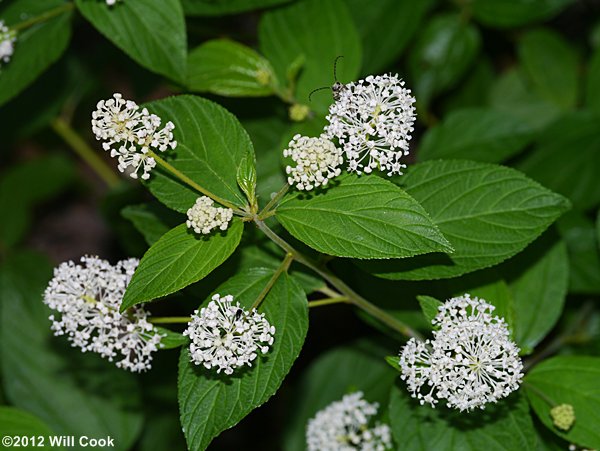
[308,55,347,102]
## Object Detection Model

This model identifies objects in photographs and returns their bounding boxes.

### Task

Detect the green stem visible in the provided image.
[51,118,120,188]
[149,316,192,324]
[251,253,294,310]
[258,184,289,219]
[11,3,74,32]
[254,219,421,339]
[148,151,246,215]
[308,297,350,308]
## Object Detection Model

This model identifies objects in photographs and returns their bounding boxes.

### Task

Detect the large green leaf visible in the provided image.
[361,160,570,280]
[501,234,568,353]
[259,0,361,115]
[418,108,533,163]
[178,269,308,451]
[0,407,60,448]
[408,13,480,107]
[121,220,244,310]
[518,28,579,110]
[275,174,452,259]
[187,39,276,97]
[556,212,600,294]
[0,0,72,106]
[343,0,434,74]
[489,68,562,132]
[121,203,184,246]
[389,386,538,450]
[0,252,143,450]
[0,154,75,248]
[283,344,397,451]
[143,95,254,212]
[471,0,572,28]
[526,356,600,449]
[75,0,187,83]
[182,0,291,16]
[518,112,600,211]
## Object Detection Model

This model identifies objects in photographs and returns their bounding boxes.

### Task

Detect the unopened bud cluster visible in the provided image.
[186,196,233,235]
[92,93,176,180]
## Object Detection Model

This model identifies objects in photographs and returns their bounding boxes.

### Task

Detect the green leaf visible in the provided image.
[343,0,434,74]
[259,0,361,115]
[75,0,187,83]
[471,0,572,28]
[489,68,562,132]
[418,108,534,163]
[187,39,276,97]
[0,407,59,447]
[182,0,291,16]
[441,58,495,113]
[501,234,568,352]
[275,174,452,259]
[0,154,75,248]
[556,212,600,294]
[121,203,184,246]
[361,160,571,280]
[518,28,579,110]
[518,112,600,211]
[121,220,244,310]
[385,355,402,373]
[389,386,538,450]
[408,13,480,107]
[283,344,397,451]
[526,356,600,448]
[0,252,143,447]
[0,0,72,106]
[242,115,288,206]
[586,47,600,115]
[143,95,254,212]
[178,269,308,451]
[155,326,188,350]
[236,150,257,207]
[417,295,442,325]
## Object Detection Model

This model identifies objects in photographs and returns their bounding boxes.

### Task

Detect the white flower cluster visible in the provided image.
[183,294,275,375]
[0,21,16,66]
[306,392,392,451]
[186,196,233,235]
[284,134,343,190]
[43,256,163,372]
[92,93,176,180]
[105,0,122,5]
[399,294,523,411]
[325,73,416,176]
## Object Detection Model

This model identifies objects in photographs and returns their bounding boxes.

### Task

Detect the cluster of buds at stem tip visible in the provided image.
[91,93,176,180]
[186,196,233,235]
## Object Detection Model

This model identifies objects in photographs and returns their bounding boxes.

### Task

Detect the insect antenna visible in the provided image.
[308,86,330,102]
[333,55,344,82]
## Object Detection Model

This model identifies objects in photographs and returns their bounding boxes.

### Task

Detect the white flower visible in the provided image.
[91,93,177,180]
[0,21,16,66]
[183,294,275,375]
[43,256,163,372]
[283,134,343,191]
[105,0,122,5]
[186,196,233,235]
[399,294,523,411]
[306,392,392,451]
[325,74,416,176]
